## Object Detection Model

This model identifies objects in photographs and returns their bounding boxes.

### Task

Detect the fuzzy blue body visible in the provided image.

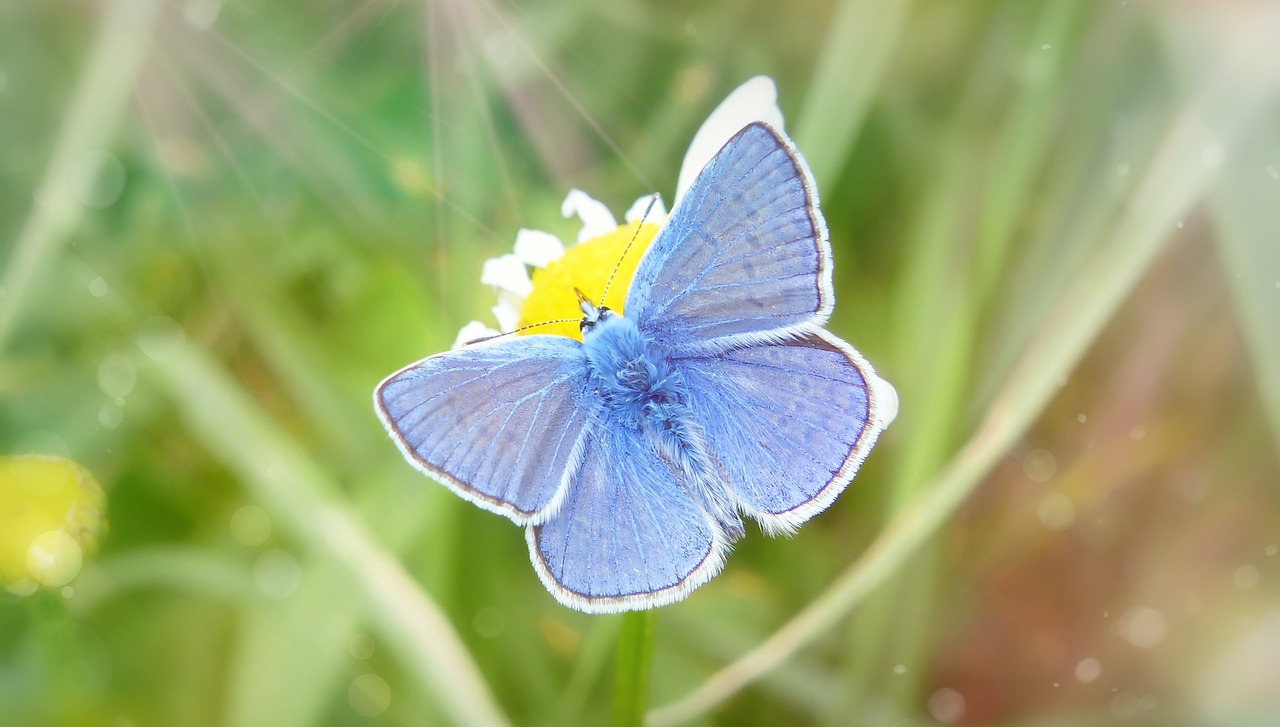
[581,310,745,540]
[376,122,891,612]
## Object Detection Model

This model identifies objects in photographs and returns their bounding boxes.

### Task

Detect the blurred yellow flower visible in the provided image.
[0,455,106,595]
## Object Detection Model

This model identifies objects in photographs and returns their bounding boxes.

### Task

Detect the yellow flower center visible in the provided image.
[517,222,660,340]
[0,455,106,594]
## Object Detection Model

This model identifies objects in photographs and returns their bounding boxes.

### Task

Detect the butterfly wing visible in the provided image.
[374,336,595,525]
[527,407,726,613]
[677,330,889,533]
[626,122,831,354]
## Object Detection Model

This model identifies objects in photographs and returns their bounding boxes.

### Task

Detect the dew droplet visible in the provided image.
[88,277,109,297]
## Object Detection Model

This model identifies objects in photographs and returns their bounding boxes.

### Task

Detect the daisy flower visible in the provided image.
[455,76,787,347]
[458,76,900,427]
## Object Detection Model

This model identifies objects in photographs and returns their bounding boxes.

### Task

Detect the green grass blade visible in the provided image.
[793,0,912,188]
[0,0,160,351]
[648,46,1275,726]
[144,338,509,727]
[1210,127,1280,453]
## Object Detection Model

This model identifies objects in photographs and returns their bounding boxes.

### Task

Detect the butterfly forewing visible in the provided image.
[375,336,595,524]
[626,122,831,354]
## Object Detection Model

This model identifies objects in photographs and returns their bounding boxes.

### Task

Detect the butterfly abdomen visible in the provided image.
[582,313,745,540]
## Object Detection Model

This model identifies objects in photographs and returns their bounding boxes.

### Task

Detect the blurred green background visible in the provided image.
[3,0,1280,725]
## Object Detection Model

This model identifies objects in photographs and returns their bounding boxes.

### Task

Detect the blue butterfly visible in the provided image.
[375,122,893,613]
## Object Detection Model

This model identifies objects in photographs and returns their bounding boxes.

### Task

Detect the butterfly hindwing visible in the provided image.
[627,122,831,353]
[677,330,886,533]
[528,407,725,612]
[374,336,595,525]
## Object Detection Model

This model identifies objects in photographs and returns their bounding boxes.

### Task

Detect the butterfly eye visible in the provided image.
[579,319,592,332]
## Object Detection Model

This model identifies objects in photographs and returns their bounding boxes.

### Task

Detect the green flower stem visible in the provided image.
[612,611,656,727]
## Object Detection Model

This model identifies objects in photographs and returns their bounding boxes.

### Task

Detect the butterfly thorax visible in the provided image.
[581,311,675,413]
[582,311,746,540]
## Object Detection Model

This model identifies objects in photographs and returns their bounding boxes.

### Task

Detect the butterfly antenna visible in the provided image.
[461,318,580,346]
[600,192,661,305]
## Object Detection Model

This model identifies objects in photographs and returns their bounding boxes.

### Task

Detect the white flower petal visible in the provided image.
[453,321,500,349]
[491,300,521,333]
[871,375,899,428]
[561,189,618,242]
[480,254,532,297]
[624,194,667,225]
[675,76,786,204]
[513,228,566,268]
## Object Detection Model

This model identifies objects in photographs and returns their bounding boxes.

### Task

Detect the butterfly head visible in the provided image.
[575,287,615,337]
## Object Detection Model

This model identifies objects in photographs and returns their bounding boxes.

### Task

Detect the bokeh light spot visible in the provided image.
[348,674,392,717]
[27,530,83,587]
[472,606,506,639]
[1023,448,1057,482]
[1038,492,1075,531]
[137,316,186,361]
[1075,657,1102,683]
[927,687,966,724]
[230,505,272,547]
[1233,564,1260,590]
[348,632,375,660]
[1121,607,1168,649]
[253,549,301,600]
[97,354,137,399]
